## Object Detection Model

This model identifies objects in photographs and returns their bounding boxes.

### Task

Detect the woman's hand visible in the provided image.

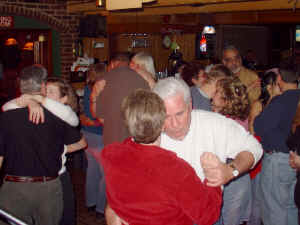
[289,151,300,170]
[16,94,34,107]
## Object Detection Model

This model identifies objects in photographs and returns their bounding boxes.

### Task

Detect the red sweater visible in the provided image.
[99,138,222,225]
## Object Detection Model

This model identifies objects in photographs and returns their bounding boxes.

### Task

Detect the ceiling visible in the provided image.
[67,0,300,16]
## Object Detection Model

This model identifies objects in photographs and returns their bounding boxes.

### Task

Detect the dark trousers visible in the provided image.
[0,178,63,225]
[60,171,76,225]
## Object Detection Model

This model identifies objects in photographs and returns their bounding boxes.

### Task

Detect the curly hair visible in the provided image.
[204,64,233,85]
[216,76,250,120]
[209,64,233,78]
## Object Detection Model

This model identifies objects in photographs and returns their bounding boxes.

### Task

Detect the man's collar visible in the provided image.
[197,87,210,99]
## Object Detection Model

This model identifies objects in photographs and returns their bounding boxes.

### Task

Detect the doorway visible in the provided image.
[0,29,51,100]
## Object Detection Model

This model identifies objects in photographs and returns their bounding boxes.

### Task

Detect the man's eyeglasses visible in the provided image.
[223,55,240,63]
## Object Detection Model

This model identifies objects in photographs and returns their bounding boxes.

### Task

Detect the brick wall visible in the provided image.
[0,0,82,79]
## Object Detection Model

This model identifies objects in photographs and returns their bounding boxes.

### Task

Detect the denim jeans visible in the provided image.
[214,173,252,225]
[247,173,262,225]
[0,178,63,225]
[82,130,106,213]
[259,152,298,225]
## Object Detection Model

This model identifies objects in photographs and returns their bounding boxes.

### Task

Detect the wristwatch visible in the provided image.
[229,163,240,178]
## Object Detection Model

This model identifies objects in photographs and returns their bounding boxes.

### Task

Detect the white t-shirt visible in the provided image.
[161,110,263,181]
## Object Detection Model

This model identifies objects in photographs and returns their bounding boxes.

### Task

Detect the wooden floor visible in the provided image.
[70,168,107,225]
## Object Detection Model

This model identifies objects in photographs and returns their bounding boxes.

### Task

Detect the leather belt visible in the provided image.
[265,149,287,154]
[4,175,57,183]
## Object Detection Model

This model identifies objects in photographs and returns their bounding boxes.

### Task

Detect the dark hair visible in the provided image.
[110,52,130,64]
[173,60,188,73]
[259,71,277,106]
[180,63,204,87]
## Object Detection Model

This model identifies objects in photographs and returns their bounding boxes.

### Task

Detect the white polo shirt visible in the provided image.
[161,110,263,181]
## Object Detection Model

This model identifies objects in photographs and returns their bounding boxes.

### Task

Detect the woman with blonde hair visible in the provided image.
[212,76,250,126]
[211,76,252,225]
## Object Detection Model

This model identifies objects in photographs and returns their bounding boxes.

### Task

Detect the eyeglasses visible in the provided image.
[223,55,240,63]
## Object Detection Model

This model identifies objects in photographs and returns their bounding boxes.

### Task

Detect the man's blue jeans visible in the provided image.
[259,152,298,225]
[248,173,262,225]
[214,173,252,225]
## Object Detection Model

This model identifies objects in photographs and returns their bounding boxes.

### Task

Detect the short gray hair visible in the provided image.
[222,45,240,59]
[153,77,191,103]
[132,52,156,78]
[19,64,48,94]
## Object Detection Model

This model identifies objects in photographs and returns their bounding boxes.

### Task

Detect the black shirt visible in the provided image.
[254,89,300,153]
[0,107,81,177]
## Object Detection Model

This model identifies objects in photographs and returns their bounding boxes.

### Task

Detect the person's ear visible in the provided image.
[162,122,167,132]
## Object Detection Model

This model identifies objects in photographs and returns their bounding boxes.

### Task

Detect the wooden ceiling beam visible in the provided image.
[66,0,244,13]
[67,0,298,16]
[214,10,300,24]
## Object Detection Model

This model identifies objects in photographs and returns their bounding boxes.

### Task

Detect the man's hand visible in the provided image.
[28,100,44,124]
[289,151,300,170]
[200,152,233,187]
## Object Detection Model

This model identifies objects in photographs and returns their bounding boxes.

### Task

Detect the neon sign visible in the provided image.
[0,16,13,28]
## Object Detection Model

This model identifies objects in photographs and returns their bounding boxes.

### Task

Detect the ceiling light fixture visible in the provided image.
[96,0,104,7]
[5,38,17,46]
